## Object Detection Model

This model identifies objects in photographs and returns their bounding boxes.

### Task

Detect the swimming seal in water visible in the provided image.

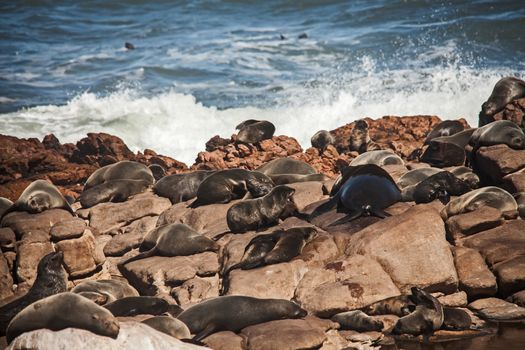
[190,169,274,208]
[256,158,317,176]
[412,171,471,204]
[235,119,275,144]
[479,77,525,127]
[226,185,296,233]
[311,130,335,153]
[84,160,154,190]
[331,310,384,332]
[0,251,67,336]
[79,179,150,208]
[177,295,307,341]
[6,292,120,343]
[103,296,169,317]
[7,180,73,215]
[424,120,465,145]
[153,170,215,204]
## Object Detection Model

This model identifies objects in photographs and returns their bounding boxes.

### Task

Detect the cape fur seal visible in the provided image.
[177,295,307,341]
[103,296,169,317]
[412,171,471,204]
[331,310,384,332]
[349,119,377,153]
[0,197,13,219]
[226,185,296,233]
[469,120,525,150]
[420,128,475,167]
[361,295,413,317]
[7,180,73,214]
[350,150,404,167]
[153,170,215,204]
[441,307,471,330]
[71,279,139,305]
[479,77,525,126]
[79,179,150,208]
[397,167,444,190]
[269,173,326,185]
[256,158,317,176]
[0,252,67,336]
[311,130,335,153]
[6,292,120,343]
[141,316,191,339]
[235,119,275,144]
[148,164,166,181]
[424,120,465,144]
[84,160,154,190]
[445,166,480,189]
[190,169,274,208]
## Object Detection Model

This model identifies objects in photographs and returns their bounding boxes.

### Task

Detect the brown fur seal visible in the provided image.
[350,150,404,167]
[103,296,169,317]
[311,130,335,153]
[424,120,465,145]
[84,160,154,190]
[361,295,413,317]
[235,119,275,143]
[479,77,525,126]
[420,128,476,167]
[190,169,274,208]
[148,164,166,181]
[269,173,326,185]
[392,287,443,336]
[79,179,150,208]
[441,307,471,330]
[0,197,13,219]
[7,180,73,214]
[71,279,139,305]
[445,166,480,189]
[0,252,67,336]
[153,170,215,204]
[470,120,525,150]
[226,185,296,233]
[177,295,307,341]
[256,158,317,175]
[412,171,471,204]
[141,315,191,339]
[349,119,372,153]
[331,310,384,332]
[6,292,120,343]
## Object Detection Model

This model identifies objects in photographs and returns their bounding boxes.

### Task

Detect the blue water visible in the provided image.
[1,0,524,163]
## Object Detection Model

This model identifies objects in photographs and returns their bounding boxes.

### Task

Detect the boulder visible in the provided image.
[287,181,327,212]
[453,247,497,299]
[502,171,525,193]
[493,255,525,297]
[468,298,525,320]
[445,207,503,242]
[474,145,525,183]
[298,233,339,267]
[492,97,525,127]
[345,205,458,293]
[202,331,244,350]
[0,227,16,251]
[1,209,73,238]
[0,252,14,300]
[507,290,525,307]
[50,218,87,241]
[437,291,468,307]
[16,241,54,284]
[103,216,157,257]
[171,275,219,308]
[56,230,104,278]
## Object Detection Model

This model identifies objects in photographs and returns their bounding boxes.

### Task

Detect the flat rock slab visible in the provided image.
[56,230,103,278]
[468,298,525,320]
[16,241,54,284]
[172,275,219,307]
[475,144,525,182]
[438,291,468,307]
[1,209,72,238]
[287,181,326,212]
[103,216,158,257]
[50,218,87,241]
[493,255,525,297]
[445,207,503,242]
[345,204,458,294]
[453,246,497,299]
[203,331,244,350]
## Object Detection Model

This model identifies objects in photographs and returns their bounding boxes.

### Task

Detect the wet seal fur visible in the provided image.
[331,310,384,332]
[235,119,275,144]
[392,287,444,336]
[256,158,317,176]
[479,77,525,127]
[190,169,274,208]
[6,292,120,343]
[0,252,67,335]
[7,180,73,215]
[154,170,215,204]
[412,171,471,204]
[424,120,465,145]
[141,315,191,339]
[71,279,139,305]
[177,295,307,341]
[226,185,297,233]
[79,179,150,208]
[103,296,169,317]
[84,160,154,190]
[311,130,335,153]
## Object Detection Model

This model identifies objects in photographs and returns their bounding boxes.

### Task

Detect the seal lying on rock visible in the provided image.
[424,120,465,145]
[350,150,404,167]
[421,128,475,167]
[446,166,480,189]
[269,173,326,185]
[256,158,317,176]
[441,307,471,331]
[6,292,120,343]
[469,120,525,151]
[103,296,169,317]
[412,171,471,204]
[226,185,296,233]
[7,180,73,214]
[397,167,444,190]
[479,77,525,127]
[71,279,139,305]
[154,170,215,203]
[361,295,413,317]
[141,315,191,340]
[84,160,154,190]
[79,179,150,208]
[311,130,335,153]
[0,252,67,336]
[235,119,275,144]
[331,310,384,332]
[392,287,444,336]
[148,164,166,181]
[177,295,307,341]
[190,169,274,207]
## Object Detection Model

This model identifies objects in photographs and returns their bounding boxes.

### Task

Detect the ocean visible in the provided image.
[0,0,524,164]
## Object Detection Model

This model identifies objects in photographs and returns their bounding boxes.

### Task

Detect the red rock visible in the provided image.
[474,145,525,183]
[493,255,525,297]
[453,247,497,299]
[203,331,244,350]
[492,97,525,128]
[0,252,14,301]
[445,207,503,242]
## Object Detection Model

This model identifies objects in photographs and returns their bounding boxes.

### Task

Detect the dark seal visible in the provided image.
[103,296,169,317]
[424,120,465,145]
[331,310,384,332]
[84,160,154,190]
[79,179,150,208]
[256,158,317,176]
[479,77,525,127]
[235,119,275,144]
[441,307,471,331]
[412,171,471,204]
[154,170,215,204]
[0,197,13,219]
[148,164,166,181]
[311,130,335,153]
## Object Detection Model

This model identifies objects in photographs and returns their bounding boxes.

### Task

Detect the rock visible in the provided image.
[88,193,171,234]
[71,133,135,166]
[56,230,104,278]
[461,220,525,266]
[295,254,400,317]
[507,290,525,307]
[226,260,308,299]
[493,255,525,296]
[6,321,208,350]
[287,181,327,211]
[120,252,219,296]
[240,318,327,350]
[502,171,525,194]
[103,216,157,257]
[1,209,73,238]
[202,331,244,350]
[474,145,525,183]
[0,252,14,300]
[437,291,468,307]
[345,205,458,294]
[290,146,353,179]
[50,218,87,241]
[298,233,339,267]
[492,97,525,128]
[445,207,503,242]
[0,227,16,251]
[16,242,54,284]
[453,247,497,299]
[171,275,219,307]
[468,298,525,320]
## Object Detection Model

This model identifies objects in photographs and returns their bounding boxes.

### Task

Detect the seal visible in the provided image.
[412,171,471,204]
[331,310,384,332]
[190,169,274,208]
[361,295,413,317]
[311,130,335,153]
[330,164,398,196]
[445,166,480,189]
[79,179,150,208]
[256,158,317,176]
[235,119,275,144]
[424,120,465,145]
[103,296,169,317]
[350,150,404,167]
[118,223,219,268]
[0,197,13,219]
[154,170,215,204]
[469,120,525,150]
[349,119,373,153]
[514,192,525,219]
[226,185,296,233]
[312,164,401,225]
[262,227,317,265]
[177,295,307,341]
[0,251,67,336]
[421,128,475,167]
[84,160,154,190]
[479,77,525,126]
[76,291,111,305]
[441,186,517,220]
[141,315,191,339]
[7,180,73,214]
[6,292,120,343]
[441,307,471,331]
[392,287,444,336]
[269,173,326,185]
[71,279,139,305]
[148,164,166,181]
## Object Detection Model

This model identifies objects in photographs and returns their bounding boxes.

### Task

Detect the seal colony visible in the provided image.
[2,78,525,348]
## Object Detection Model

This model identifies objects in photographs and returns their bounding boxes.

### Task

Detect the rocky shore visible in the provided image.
[1,92,525,349]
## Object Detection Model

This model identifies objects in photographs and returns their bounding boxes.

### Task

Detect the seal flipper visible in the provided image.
[193,323,217,342]
[309,196,338,221]
[327,210,362,227]
[369,208,391,219]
